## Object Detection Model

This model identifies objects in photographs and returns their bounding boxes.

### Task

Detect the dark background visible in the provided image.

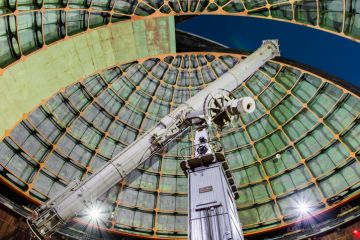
[177,15,360,87]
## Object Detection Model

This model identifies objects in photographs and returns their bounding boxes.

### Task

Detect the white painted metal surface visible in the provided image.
[188,164,244,240]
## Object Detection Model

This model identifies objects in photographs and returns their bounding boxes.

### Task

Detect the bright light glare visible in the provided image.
[88,207,101,220]
[297,202,310,214]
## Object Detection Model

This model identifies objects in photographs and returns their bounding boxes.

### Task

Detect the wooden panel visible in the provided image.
[0,206,30,240]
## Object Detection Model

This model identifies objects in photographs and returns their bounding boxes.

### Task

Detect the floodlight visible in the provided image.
[297,202,310,214]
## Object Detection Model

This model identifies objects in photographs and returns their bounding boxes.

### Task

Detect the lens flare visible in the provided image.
[88,207,101,220]
[297,202,310,213]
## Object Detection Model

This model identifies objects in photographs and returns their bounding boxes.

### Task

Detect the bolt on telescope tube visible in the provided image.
[30,40,280,238]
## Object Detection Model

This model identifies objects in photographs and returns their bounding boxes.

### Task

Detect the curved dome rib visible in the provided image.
[0,52,359,238]
[0,0,360,71]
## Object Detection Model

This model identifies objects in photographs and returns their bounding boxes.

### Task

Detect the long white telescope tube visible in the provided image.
[31,40,280,237]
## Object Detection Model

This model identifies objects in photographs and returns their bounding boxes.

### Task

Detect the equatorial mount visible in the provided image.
[203,89,256,129]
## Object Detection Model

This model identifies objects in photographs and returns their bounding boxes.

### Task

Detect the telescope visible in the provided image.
[29,40,280,239]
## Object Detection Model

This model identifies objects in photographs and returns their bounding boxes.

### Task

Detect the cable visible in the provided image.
[26,218,43,240]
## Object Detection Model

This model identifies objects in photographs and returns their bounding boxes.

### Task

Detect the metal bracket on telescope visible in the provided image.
[180,143,239,200]
[195,201,221,211]
[262,39,281,57]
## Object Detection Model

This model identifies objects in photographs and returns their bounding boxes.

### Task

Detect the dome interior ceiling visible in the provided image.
[1,0,360,70]
[0,53,359,238]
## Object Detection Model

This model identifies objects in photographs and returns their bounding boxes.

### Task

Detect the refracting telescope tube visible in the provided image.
[30,40,280,237]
